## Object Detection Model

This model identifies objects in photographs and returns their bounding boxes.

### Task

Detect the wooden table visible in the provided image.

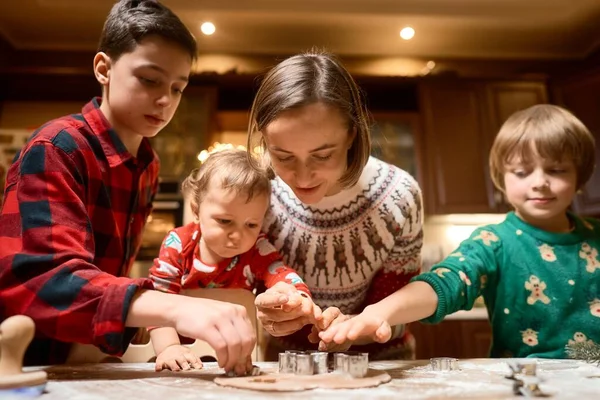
[26,358,600,399]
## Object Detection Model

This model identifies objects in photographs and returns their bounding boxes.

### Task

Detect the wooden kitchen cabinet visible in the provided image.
[410,319,493,359]
[483,82,549,212]
[553,69,600,217]
[419,79,548,214]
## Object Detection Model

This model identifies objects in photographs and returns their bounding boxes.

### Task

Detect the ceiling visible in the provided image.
[1,0,600,60]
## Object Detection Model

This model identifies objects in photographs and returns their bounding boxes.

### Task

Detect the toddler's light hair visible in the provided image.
[182,149,271,218]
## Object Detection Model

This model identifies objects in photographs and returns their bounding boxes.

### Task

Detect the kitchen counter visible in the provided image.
[444,307,488,320]
[24,359,600,399]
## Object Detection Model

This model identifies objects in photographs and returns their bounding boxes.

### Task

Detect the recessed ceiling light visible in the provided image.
[400,26,415,40]
[426,60,436,69]
[201,22,216,36]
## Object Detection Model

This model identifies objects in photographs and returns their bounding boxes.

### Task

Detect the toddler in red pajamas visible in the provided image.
[148,149,313,371]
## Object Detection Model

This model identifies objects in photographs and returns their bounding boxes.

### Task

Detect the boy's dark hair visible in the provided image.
[98,0,197,61]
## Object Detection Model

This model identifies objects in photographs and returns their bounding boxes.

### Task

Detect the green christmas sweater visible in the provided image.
[412,212,600,358]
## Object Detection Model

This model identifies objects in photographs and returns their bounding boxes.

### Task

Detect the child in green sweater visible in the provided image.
[319,104,600,358]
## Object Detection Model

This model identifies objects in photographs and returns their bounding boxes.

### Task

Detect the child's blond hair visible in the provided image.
[182,149,271,218]
[489,104,595,191]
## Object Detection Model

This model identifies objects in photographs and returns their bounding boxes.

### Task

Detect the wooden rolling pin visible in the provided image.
[0,315,47,391]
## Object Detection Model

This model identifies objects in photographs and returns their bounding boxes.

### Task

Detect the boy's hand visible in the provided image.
[155,344,202,372]
[171,297,255,376]
[318,310,392,346]
[308,307,353,351]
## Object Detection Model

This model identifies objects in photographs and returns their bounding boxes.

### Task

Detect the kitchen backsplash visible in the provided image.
[422,213,507,271]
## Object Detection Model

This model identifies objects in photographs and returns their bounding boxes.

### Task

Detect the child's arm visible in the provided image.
[320,226,501,347]
[146,229,203,371]
[318,281,438,344]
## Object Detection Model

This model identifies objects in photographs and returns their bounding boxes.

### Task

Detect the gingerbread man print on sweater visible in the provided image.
[538,243,557,262]
[579,242,600,273]
[590,298,600,318]
[568,332,595,346]
[332,235,353,285]
[524,275,551,305]
[521,328,539,347]
[473,230,499,246]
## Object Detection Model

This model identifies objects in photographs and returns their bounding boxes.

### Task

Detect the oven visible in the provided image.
[136,180,184,262]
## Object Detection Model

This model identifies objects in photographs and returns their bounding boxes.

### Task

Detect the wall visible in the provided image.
[0,101,81,204]
[421,213,506,271]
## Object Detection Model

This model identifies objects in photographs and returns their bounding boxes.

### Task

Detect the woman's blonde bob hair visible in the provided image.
[489,104,595,191]
[246,49,371,188]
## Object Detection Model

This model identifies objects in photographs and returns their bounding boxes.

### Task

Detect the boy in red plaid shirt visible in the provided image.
[0,0,255,375]
[148,149,316,371]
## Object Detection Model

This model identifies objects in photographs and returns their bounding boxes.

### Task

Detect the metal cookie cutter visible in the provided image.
[430,357,459,371]
[278,350,329,375]
[505,360,549,397]
[333,351,369,378]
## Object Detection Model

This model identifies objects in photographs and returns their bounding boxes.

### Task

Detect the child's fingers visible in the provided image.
[374,323,392,343]
[177,356,190,371]
[320,307,341,330]
[318,325,337,342]
[307,325,320,343]
[166,359,181,371]
[334,321,356,344]
[184,352,202,369]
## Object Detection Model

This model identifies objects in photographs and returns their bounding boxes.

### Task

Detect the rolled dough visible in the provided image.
[214,369,391,392]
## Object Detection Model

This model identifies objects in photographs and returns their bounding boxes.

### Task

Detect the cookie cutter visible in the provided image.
[333,351,369,378]
[278,350,329,375]
[505,360,548,397]
[430,357,459,371]
[508,360,537,376]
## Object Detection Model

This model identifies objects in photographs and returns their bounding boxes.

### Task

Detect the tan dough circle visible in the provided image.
[214,369,391,392]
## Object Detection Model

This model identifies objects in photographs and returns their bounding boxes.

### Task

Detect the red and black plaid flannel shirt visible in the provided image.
[0,97,158,365]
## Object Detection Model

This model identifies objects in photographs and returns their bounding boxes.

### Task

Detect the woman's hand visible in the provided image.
[317,306,392,347]
[154,344,203,372]
[255,282,322,337]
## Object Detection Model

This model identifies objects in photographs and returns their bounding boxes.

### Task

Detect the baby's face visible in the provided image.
[503,153,577,232]
[197,183,269,260]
